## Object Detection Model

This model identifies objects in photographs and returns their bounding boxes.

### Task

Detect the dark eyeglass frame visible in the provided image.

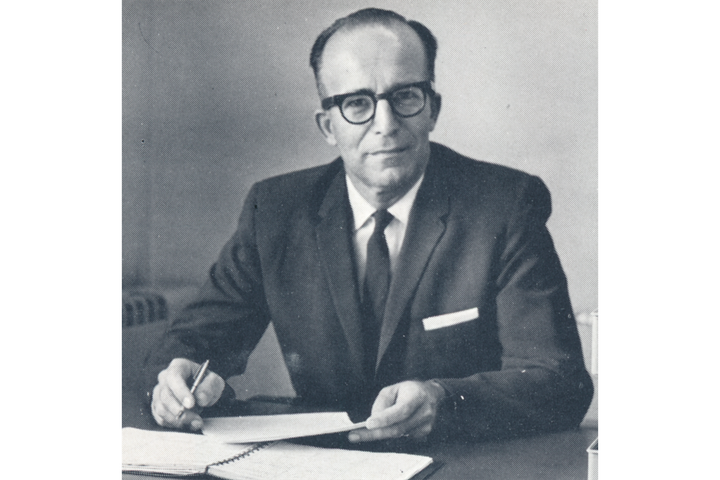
[320,81,435,125]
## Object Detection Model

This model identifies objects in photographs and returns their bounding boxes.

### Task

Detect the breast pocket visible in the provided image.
[422,307,479,331]
[417,308,487,378]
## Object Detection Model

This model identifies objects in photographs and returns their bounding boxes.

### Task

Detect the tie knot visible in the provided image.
[372,209,393,234]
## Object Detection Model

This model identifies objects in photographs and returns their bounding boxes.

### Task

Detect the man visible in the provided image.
[145,8,593,443]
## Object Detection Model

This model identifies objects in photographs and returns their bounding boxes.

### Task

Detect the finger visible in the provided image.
[151,385,168,426]
[367,385,423,430]
[404,417,434,440]
[154,385,187,426]
[159,384,185,418]
[349,407,434,443]
[401,390,442,439]
[152,385,182,428]
[153,403,203,431]
[349,415,421,443]
[370,384,399,417]
[152,385,205,430]
[352,407,427,443]
[179,410,204,431]
[194,371,225,407]
[349,426,399,443]
[161,359,197,409]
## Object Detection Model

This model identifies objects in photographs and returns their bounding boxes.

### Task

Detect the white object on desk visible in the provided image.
[202,412,365,444]
[587,437,598,480]
[122,427,433,480]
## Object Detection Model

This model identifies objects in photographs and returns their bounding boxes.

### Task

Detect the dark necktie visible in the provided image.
[362,209,394,376]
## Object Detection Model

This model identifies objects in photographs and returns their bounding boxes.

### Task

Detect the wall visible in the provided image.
[123,0,597,312]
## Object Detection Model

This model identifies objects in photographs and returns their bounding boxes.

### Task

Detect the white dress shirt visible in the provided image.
[345,174,424,292]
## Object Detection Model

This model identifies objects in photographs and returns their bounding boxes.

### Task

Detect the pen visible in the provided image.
[177,359,210,419]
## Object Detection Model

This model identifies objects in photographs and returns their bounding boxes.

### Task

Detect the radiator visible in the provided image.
[122,291,168,327]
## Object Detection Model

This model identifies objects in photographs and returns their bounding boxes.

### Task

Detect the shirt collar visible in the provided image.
[345,174,425,231]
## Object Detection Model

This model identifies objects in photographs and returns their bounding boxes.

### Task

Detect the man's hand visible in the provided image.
[151,358,225,431]
[348,380,446,443]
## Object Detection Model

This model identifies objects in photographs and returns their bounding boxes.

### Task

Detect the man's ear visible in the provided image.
[315,110,337,146]
[429,93,442,122]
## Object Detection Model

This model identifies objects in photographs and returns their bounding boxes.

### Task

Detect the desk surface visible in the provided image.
[123,391,596,480]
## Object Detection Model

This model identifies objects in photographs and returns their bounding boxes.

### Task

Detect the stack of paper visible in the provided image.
[122,421,434,480]
[122,428,254,475]
[202,411,365,443]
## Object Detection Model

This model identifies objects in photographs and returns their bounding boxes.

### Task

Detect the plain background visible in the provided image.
[123,0,598,313]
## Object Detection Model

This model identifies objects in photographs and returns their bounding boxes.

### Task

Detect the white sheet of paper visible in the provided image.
[208,441,433,480]
[122,427,254,474]
[202,412,366,444]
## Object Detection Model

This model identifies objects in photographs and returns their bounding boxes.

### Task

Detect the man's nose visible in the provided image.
[372,99,400,135]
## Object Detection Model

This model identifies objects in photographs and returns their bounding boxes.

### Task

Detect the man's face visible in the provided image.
[315,23,440,205]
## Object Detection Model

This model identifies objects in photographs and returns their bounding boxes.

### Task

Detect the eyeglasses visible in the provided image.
[321,81,435,125]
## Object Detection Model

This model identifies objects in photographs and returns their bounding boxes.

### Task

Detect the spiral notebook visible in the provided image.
[122,428,434,480]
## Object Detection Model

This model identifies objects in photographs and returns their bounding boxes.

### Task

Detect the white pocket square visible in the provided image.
[422,307,479,331]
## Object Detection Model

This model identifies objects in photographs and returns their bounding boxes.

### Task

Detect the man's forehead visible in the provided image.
[318,23,428,96]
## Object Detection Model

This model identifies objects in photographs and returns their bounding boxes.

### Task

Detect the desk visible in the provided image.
[123,390,596,480]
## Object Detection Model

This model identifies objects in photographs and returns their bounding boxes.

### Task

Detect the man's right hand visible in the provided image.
[151,358,225,431]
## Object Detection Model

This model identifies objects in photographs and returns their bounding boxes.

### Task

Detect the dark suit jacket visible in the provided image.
[145,142,593,441]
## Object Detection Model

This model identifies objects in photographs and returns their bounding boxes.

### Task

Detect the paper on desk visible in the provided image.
[122,427,254,475]
[202,412,366,444]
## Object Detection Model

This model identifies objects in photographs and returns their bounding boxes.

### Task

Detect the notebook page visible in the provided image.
[202,412,366,443]
[208,441,433,480]
[122,427,255,474]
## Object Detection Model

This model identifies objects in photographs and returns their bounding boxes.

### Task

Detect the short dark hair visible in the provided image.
[309,8,438,94]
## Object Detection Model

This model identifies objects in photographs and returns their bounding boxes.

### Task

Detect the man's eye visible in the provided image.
[343,96,372,110]
[393,89,422,102]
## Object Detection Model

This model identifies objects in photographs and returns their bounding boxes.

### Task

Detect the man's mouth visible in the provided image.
[369,146,409,156]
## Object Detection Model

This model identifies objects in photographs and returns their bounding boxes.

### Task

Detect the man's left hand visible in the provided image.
[348,380,446,442]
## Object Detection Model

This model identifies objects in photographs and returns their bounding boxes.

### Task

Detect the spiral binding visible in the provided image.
[211,441,274,466]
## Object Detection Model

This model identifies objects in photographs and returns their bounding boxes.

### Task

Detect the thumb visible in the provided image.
[195,372,225,407]
[369,384,399,423]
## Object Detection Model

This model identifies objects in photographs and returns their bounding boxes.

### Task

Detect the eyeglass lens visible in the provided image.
[340,86,426,124]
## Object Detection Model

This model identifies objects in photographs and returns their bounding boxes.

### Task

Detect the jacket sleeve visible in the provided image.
[432,175,593,441]
[141,184,271,400]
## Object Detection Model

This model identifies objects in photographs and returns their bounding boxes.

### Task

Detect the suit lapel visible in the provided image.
[314,169,367,384]
[376,157,450,370]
